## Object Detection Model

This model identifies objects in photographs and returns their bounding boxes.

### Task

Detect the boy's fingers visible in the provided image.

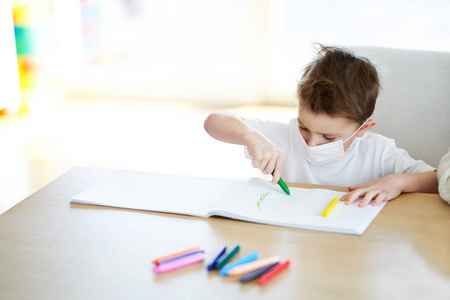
[359,191,377,207]
[372,193,387,206]
[263,159,276,175]
[348,184,363,191]
[259,158,270,172]
[343,189,365,205]
[272,157,283,184]
[252,154,267,170]
[252,158,261,169]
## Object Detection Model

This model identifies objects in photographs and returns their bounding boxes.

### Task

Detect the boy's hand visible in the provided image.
[340,173,404,207]
[245,131,284,185]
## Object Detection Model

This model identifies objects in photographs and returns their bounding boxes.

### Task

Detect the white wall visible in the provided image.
[62,0,450,105]
[64,0,272,104]
[277,0,450,104]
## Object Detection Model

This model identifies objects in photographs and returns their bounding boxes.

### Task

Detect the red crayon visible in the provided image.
[257,260,290,286]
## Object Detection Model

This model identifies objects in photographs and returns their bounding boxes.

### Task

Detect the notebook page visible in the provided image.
[71,169,243,217]
[211,177,386,235]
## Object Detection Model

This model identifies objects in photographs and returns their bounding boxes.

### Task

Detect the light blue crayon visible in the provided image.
[219,251,259,276]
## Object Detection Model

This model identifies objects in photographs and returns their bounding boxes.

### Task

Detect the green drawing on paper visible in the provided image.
[257,192,270,210]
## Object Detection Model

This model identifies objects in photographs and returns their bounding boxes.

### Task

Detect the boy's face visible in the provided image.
[297,106,361,151]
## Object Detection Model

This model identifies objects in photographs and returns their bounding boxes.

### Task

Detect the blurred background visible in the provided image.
[1,0,449,214]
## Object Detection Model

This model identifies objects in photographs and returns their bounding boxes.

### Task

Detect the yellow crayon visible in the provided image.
[321,197,339,217]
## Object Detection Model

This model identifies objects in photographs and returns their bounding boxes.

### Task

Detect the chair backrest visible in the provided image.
[352,46,450,168]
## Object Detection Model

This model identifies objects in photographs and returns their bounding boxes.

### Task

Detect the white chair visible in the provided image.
[352,47,450,168]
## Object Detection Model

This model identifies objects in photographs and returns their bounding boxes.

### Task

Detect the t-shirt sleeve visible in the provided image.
[243,118,291,159]
[380,137,435,175]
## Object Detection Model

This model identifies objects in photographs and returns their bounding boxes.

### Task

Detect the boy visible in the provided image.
[204,45,438,207]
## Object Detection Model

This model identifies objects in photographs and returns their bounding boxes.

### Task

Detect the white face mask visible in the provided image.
[297,119,368,165]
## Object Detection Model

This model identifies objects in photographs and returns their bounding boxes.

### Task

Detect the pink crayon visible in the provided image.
[153,252,205,274]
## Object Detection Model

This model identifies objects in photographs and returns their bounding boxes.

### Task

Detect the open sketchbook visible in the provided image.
[70,169,386,235]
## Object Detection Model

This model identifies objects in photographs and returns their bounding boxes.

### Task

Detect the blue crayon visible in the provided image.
[219,251,259,276]
[156,250,205,265]
[206,245,227,271]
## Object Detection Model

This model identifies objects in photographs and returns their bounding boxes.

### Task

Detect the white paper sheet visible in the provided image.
[71,169,386,235]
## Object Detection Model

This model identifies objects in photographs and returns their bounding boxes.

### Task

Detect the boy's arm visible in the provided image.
[203,112,284,184]
[203,112,256,145]
[340,171,439,207]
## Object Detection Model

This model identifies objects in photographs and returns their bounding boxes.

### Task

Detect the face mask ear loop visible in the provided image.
[343,119,369,144]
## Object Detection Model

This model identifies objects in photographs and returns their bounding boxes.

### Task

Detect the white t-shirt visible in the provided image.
[244,118,434,187]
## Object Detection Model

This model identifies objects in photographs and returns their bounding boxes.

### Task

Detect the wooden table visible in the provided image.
[1,167,449,300]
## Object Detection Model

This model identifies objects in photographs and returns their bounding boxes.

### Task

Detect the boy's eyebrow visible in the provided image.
[297,118,340,137]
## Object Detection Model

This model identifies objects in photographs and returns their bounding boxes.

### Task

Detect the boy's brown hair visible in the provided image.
[297,44,380,125]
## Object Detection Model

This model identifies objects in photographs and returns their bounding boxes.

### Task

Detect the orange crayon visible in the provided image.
[152,246,201,264]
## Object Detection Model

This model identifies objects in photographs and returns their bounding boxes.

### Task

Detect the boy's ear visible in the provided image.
[355,119,376,137]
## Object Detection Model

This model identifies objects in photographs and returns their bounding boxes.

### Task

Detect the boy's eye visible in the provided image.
[298,125,308,131]
[323,135,335,142]
[298,122,335,141]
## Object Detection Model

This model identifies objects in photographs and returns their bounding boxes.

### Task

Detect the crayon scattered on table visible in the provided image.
[153,252,205,274]
[227,255,280,276]
[214,244,240,269]
[257,260,290,286]
[239,262,280,283]
[152,246,201,264]
[220,251,259,276]
[153,244,289,286]
[157,250,205,265]
[207,245,227,271]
